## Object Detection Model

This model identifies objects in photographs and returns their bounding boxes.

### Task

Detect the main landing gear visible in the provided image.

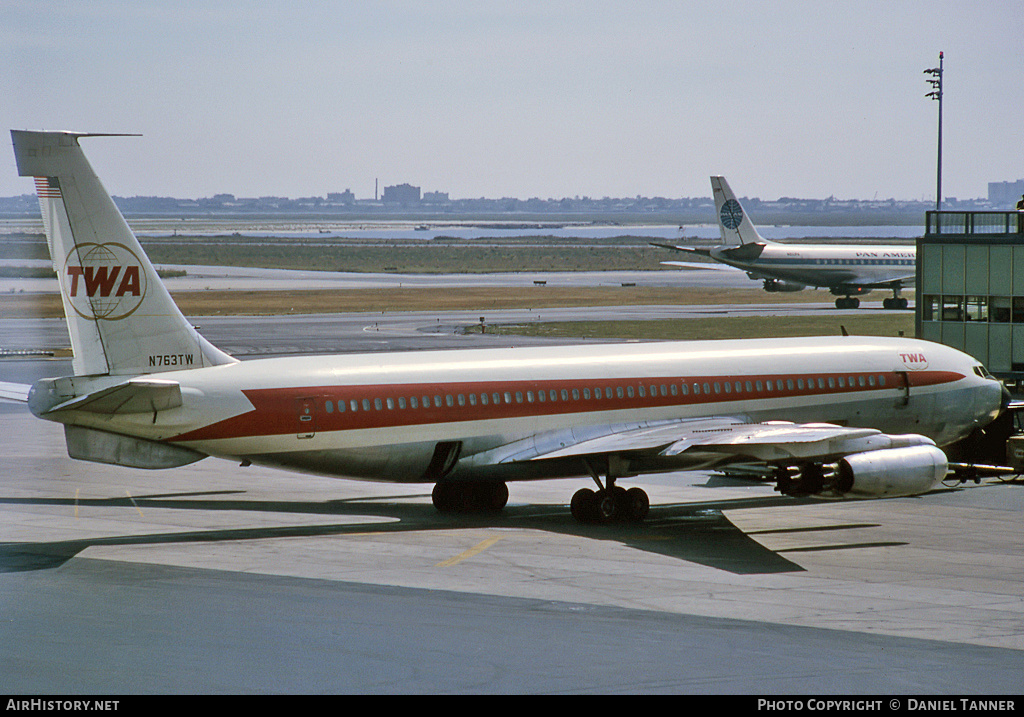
[835,295,909,310]
[432,480,509,513]
[570,458,650,524]
[834,286,908,310]
[430,458,653,524]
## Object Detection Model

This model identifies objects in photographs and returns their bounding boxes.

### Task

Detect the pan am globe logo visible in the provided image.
[720,199,744,230]
[62,242,148,321]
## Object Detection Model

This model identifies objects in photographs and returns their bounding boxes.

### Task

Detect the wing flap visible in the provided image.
[528,416,748,460]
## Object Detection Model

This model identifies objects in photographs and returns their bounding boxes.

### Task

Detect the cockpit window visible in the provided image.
[974,364,994,379]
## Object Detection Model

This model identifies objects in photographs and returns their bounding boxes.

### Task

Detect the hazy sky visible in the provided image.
[3,1,1022,203]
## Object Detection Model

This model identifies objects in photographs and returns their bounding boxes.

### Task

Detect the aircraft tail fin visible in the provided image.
[710,176,771,246]
[11,130,236,376]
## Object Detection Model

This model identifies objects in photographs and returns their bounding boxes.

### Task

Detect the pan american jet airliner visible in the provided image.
[655,176,917,310]
[0,131,1006,524]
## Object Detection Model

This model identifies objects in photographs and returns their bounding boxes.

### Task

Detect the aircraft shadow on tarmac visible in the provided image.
[0,485,921,575]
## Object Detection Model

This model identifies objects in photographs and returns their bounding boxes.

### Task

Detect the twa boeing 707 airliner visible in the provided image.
[1,131,1007,524]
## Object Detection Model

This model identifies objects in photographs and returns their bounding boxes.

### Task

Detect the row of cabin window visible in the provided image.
[813,258,913,266]
[321,374,888,414]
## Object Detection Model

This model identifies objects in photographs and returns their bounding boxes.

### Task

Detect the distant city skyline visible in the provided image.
[0,187,1000,218]
[0,178,1018,207]
[3,2,1022,202]
[1,180,1019,207]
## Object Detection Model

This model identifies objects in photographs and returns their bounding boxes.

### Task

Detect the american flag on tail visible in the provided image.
[34,176,61,199]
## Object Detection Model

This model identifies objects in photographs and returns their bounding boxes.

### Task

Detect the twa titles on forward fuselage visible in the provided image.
[655,176,917,310]
[4,131,1005,525]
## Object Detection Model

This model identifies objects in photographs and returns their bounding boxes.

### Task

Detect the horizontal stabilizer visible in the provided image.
[650,241,714,256]
[661,260,741,271]
[0,381,31,402]
[47,378,183,415]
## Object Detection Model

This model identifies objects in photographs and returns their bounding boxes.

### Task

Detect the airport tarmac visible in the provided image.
[1,313,1023,694]
[1,390,1023,694]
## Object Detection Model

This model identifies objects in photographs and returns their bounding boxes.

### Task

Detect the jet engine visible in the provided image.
[762,278,806,292]
[835,444,948,498]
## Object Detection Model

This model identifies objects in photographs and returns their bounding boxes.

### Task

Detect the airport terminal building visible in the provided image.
[917,210,1024,381]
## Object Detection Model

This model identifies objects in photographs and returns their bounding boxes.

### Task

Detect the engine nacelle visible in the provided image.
[835,445,948,498]
[762,278,806,292]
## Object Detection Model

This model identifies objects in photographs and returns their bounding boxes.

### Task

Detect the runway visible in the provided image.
[0,262,756,294]
[0,301,866,361]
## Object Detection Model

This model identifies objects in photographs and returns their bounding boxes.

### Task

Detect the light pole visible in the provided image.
[924,52,944,211]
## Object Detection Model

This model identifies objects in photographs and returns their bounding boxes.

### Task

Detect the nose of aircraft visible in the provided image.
[984,380,1015,429]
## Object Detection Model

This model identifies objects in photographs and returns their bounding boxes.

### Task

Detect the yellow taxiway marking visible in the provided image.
[435,536,503,568]
[74,488,80,519]
[125,490,144,517]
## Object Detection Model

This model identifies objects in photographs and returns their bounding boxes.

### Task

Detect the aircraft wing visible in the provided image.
[0,381,30,403]
[652,242,748,272]
[473,415,931,468]
[842,274,918,289]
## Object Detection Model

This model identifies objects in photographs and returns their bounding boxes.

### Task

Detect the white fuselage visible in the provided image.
[37,335,1002,484]
[709,243,916,290]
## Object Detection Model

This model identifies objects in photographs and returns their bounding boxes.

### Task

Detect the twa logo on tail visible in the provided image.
[62,242,148,320]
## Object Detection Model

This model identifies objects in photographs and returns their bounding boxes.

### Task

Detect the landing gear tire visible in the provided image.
[432,481,508,513]
[594,489,621,523]
[883,297,909,310]
[570,486,649,524]
[835,297,860,309]
[570,488,596,522]
[624,487,650,522]
[479,482,509,512]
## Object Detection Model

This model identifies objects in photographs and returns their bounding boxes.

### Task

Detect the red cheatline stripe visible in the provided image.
[168,369,964,444]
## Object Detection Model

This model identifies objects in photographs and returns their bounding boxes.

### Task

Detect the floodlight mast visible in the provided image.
[924,52,944,211]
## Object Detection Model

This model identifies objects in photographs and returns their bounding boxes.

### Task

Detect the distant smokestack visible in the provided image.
[375,178,378,201]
